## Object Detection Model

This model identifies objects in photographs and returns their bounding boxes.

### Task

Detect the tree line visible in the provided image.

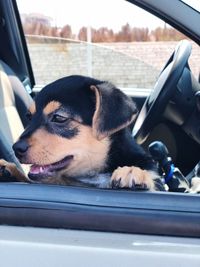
[22,14,186,42]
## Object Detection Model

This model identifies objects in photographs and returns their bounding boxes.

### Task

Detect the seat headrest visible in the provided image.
[0,68,15,108]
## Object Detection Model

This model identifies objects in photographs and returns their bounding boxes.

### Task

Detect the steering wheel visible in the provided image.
[132,40,192,144]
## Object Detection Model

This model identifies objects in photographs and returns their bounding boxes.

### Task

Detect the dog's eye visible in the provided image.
[51,114,69,123]
[26,111,32,121]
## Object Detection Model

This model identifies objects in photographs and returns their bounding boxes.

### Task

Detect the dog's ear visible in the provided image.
[90,82,138,140]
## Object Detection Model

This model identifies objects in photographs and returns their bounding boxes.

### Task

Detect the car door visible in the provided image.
[0,0,200,266]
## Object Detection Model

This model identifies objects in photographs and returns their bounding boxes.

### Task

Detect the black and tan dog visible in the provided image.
[0,75,162,190]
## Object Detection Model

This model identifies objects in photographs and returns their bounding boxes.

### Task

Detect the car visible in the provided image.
[0,0,199,266]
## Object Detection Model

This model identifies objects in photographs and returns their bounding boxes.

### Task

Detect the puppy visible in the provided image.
[0,75,163,190]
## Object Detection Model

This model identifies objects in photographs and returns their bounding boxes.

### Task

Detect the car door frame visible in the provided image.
[0,0,200,238]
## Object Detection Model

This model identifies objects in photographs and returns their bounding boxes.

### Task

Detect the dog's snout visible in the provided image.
[13,139,29,158]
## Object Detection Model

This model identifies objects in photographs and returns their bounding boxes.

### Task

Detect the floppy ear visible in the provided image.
[91,82,138,140]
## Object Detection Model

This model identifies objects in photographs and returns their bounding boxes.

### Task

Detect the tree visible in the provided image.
[60,25,72,39]
[78,27,87,41]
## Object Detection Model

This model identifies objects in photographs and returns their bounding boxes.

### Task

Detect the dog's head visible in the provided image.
[13,75,137,183]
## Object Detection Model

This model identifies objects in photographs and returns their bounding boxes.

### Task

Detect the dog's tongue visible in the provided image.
[29,156,73,176]
[30,165,50,175]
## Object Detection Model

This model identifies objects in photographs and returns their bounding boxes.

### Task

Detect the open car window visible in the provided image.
[0,0,199,243]
[16,0,199,91]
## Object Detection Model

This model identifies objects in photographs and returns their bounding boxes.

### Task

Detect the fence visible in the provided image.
[26,39,199,88]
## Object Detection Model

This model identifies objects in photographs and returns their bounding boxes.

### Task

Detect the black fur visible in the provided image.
[13,75,163,189]
[106,129,157,173]
[37,76,156,171]
[91,82,137,137]
[34,75,99,125]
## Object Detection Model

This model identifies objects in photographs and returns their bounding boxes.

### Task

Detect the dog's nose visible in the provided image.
[13,139,29,158]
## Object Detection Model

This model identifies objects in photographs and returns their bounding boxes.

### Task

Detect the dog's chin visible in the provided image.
[28,155,73,181]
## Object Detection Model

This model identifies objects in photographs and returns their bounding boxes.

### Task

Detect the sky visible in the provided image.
[16,0,166,33]
[182,0,200,12]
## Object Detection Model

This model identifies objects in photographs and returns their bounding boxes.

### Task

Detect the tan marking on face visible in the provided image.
[26,124,110,178]
[29,102,36,114]
[43,101,61,115]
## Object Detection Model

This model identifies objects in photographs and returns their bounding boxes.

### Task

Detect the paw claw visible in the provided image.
[0,165,5,171]
[111,178,121,189]
[143,183,148,190]
[0,165,11,177]
[135,183,148,190]
[131,180,135,189]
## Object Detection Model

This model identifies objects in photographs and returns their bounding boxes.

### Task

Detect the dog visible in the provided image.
[0,75,163,191]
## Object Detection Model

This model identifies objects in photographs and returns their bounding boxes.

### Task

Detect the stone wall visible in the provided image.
[27,40,199,88]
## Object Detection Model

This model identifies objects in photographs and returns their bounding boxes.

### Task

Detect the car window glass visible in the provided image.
[181,0,200,12]
[16,0,199,90]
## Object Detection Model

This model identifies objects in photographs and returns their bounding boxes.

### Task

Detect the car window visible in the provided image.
[181,0,200,12]
[0,0,200,243]
[16,0,199,91]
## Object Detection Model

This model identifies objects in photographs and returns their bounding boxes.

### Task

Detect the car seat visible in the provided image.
[0,60,33,173]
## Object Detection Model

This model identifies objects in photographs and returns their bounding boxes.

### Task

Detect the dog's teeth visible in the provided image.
[40,167,43,173]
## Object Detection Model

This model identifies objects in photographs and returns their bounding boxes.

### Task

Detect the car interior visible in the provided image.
[0,60,32,173]
[0,33,199,182]
[0,0,200,240]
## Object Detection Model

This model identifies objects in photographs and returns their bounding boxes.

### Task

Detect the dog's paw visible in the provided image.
[189,177,200,193]
[0,159,30,182]
[0,159,12,178]
[111,166,155,191]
